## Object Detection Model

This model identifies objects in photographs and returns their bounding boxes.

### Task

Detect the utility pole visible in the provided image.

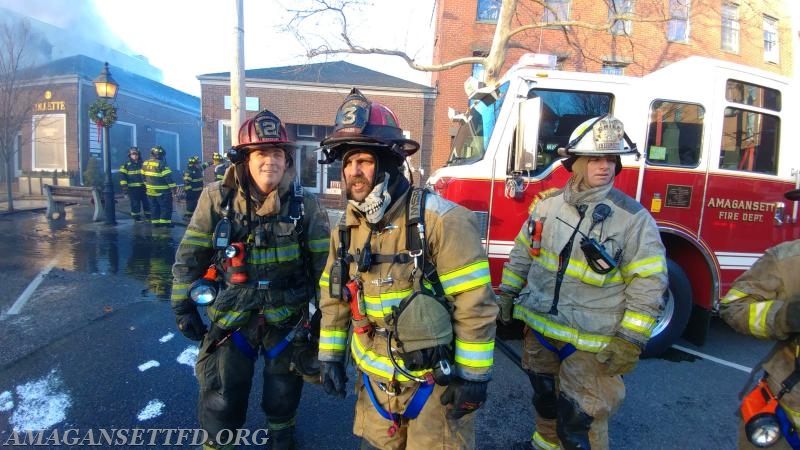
[231,0,246,144]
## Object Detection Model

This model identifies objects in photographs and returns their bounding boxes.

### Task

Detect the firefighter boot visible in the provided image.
[265,426,296,450]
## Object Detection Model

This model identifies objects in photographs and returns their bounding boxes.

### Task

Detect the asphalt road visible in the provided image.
[0,206,776,449]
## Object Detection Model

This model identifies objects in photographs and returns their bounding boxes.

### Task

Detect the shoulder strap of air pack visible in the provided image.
[406,188,444,297]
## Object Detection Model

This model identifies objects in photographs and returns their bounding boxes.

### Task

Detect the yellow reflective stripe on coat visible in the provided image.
[620,255,667,282]
[514,306,611,352]
[720,288,748,304]
[308,238,330,253]
[350,333,430,382]
[319,271,330,289]
[319,328,348,352]
[533,431,560,450]
[171,282,190,301]
[207,307,251,329]
[454,337,494,370]
[539,248,624,286]
[620,310,656,336]
[262,305,296,324]
[182,229,213,248]
[501,268,525,291]
[363,289,412,319]
[249,245,301,264]
[439,260,491,296]
[515,228,531,247]
[747,301,775,338]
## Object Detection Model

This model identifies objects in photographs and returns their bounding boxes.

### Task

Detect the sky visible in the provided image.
[2,0,435,96]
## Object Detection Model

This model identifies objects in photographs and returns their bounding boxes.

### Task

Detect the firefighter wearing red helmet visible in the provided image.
[171,109,331,450]
[142,145,177,227]
[498,115,667,449]
[118,146,151,222]
[317,88,498,449]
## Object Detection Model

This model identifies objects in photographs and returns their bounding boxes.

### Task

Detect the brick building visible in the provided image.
[12,55,201,194]
[429,0,793,170]
[198,61,435,208]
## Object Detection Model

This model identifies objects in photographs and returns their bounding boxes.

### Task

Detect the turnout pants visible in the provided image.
[195,314,304,447]
[354,373,475,450]
[185,190,201,218]
[127,186,150,220]
[521,327,625,450]
[148,192,173,226]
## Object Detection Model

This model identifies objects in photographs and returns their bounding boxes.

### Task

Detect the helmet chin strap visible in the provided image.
[349,172,392,225]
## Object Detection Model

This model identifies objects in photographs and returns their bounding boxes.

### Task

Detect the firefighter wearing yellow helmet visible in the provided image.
[182,155,211,219]
[142,145,177,227]
[498,115,668,449]
[212,152,229,181]
[118,147,151,222]
[171,109,330,450]
[317,88,498,448]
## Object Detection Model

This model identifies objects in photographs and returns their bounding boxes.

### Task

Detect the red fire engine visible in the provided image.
[428,54,799,356]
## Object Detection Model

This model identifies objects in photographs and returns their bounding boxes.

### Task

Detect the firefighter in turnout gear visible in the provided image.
[213,152,230,181]
[720,189,800,450]
[171,109,330,450]
[142,145,177,227]
[317,88,497,449]
[498,115,668,450]
[183,155,211,219]
[119,146,151,222]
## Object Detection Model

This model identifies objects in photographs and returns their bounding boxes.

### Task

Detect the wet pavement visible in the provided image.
[0,195,763,449]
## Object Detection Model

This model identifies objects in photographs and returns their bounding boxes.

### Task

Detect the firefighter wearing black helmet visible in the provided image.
[182,155,210,219]
[118,146,151,222]
[170,109,330,450]
[142,145,177,227]
[317,88,498,449]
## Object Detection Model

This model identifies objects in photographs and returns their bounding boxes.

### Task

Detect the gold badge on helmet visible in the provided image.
[593,116,625,152]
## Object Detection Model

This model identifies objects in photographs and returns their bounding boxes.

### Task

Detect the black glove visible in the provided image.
[319,361,348,398]
[439,378,488,419]
[172,300,207,341]
[779,301,800,334]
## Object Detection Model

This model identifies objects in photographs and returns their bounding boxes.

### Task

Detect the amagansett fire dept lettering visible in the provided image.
[706,197,775,223]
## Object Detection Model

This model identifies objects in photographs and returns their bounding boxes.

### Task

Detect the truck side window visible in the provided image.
[646,101,703,168]
[718,108,779,175]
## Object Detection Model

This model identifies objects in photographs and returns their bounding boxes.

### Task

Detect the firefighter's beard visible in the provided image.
[349,173,391,224]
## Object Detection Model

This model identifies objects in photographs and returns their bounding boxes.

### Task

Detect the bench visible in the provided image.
[43,184,104,221]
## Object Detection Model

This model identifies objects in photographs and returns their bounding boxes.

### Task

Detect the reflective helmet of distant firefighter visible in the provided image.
[150,145,166,160]
[188,156,199,165]
[318,87,419,167]
[226,109,295,167]
[559,114,638,175]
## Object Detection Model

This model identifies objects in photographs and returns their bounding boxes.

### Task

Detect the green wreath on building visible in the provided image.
[88,99,117,128]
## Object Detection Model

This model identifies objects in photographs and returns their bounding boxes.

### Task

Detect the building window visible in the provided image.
[601,63,625,75]
[476,0,501,22]
[721,2,739,53]
[609,0,633,36]
[297,124,315,137]
[543,0,571,26]
[667,0,690,42]
[32,114,66,171]
[763,15,779,63]
[219,120,232,155]
[155,129,180,170]
[109,122,135,171]
[224,96,260,111]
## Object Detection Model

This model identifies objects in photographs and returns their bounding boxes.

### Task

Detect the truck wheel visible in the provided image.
[641,259,692,358]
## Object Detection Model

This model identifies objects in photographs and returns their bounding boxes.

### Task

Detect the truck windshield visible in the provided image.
[447,82,510,166]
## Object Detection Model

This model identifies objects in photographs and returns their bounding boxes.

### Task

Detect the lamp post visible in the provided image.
[92,62,119,225]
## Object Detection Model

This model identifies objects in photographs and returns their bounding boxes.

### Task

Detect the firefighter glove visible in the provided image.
[596,336,641,376]
[439,378,488,420]
[497,292,515,324]
[319,361,348,398]
[778,301,800,334]
[172,301,207,341]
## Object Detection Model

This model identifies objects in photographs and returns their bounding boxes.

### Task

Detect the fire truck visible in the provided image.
[427,53,799,356]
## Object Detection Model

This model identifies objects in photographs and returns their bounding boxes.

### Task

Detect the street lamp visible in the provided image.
[92,62,119,225]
